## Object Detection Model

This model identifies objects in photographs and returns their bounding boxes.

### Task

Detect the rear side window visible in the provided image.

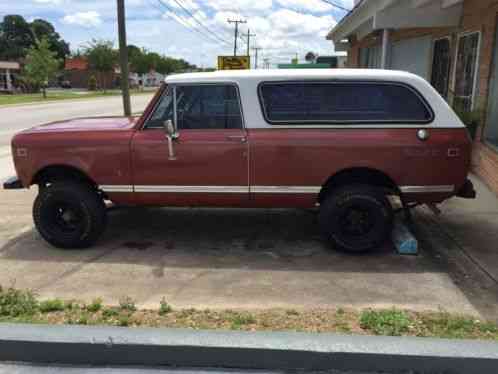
[259,82,433,124]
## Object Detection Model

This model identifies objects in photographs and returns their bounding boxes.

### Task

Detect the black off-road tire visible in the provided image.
[33,182,107,249]
[319,184,393,253]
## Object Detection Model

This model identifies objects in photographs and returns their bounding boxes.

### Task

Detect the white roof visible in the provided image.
[164,68,464,129]
[165,68,422,84]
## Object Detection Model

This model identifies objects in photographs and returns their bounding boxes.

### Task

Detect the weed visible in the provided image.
[360,309,411,336]
[286,309,299,316]
[118,314,130,327]
[39,299,65,313]
[0,286,38,317]
[231,313,256,329]
[119,296,136,312]
[159,298,172,316]
[102,307,120,319]
[86,298,103,313]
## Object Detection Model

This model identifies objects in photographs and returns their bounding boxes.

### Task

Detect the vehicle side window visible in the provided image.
[146,87,173,129]
[176,85,243,130]
[259,82,433,124]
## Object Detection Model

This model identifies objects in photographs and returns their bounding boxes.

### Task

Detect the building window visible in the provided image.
[258,82,433,124]
[359,46,381,68]
[431,38,452,99]
[453,32,480,112]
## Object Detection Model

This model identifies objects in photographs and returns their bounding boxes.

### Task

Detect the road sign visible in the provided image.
[218,56,250,70]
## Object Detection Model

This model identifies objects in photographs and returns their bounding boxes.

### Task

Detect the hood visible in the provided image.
[23,116,138,134]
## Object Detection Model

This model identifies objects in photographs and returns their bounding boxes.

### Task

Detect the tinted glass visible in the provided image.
[259,82,432,124]
[176,85,242,129]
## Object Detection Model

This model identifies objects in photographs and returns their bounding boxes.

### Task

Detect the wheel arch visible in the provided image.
[31,164,97,188]
[318,167,400,203]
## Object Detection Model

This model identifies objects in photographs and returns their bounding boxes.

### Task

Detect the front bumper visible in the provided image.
[456,178,477,199]
[3,176,23,190]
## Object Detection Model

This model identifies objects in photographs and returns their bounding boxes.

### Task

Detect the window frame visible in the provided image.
[257,80,435,126]
[143,82,246,131]
[451,30,481,111]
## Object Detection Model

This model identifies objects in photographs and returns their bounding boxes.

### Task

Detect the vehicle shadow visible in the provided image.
[0,206,439,274]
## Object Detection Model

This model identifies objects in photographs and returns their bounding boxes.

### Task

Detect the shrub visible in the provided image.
[159,297,172,316]
[360,309,411,336]
[39,299,65,313]
[0,285,38,317]
[119,296,136,312]
[86,298,103,313]
[88,75,98,91]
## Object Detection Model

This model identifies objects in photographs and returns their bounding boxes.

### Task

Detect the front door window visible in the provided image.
[454,32,480,112]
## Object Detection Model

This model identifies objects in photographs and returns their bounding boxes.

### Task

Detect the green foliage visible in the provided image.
[86,298,103,313]
[88,75,98,91]
[230,313,256,329]
[0,285,38,317]
[23,37,60,97]
[418,312,498,339]
[118,314,130,327]
[0,15,69,61]
[159,297,172,316]
[39,299,65,313]
[119,296,137,312]
[102,307,120,319]
[85,39,117,92]
[360,309,412,336]
[128,45,197,76]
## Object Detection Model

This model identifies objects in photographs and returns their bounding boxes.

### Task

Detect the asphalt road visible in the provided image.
[0,94,154,181]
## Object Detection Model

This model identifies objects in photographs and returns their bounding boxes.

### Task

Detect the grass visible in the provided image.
[0,285,497,340]
[0,89,154,106]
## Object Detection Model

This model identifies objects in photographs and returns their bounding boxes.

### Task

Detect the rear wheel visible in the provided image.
[319,184,393,253]
[33,182,107,249]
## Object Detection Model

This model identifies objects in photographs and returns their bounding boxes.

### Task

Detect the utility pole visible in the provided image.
[246,29,256,57]
[227,19,246,56]
[263,58,270,69]
[117,0,131,116]
[252,47,262,69]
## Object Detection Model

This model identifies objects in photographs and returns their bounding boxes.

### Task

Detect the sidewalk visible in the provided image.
[414,175,498,320]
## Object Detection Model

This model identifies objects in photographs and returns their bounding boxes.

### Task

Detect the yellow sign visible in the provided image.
[218,56,250,70]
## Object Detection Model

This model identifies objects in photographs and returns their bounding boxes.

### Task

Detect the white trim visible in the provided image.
[134,185,249,194]
[400,185,454,193]
[251,186,321,194]
[100,185,133,193]
[101,185,455,194]
[452,30,482,111]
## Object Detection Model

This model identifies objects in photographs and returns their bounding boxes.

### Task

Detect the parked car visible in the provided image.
[60,80,72,89]
[3,69,476,252]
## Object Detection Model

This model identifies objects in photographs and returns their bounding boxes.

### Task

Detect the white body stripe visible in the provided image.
[101,185,455,194]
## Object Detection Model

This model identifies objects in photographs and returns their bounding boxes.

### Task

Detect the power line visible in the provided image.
[169,0,232,46]
[321,0,352,12]
[153,0,227,47]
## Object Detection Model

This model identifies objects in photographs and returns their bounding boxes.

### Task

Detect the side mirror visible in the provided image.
[163,119,178,160]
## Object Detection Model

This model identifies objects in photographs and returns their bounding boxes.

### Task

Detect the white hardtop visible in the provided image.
[166,68,423,85]
[165,69,465,129]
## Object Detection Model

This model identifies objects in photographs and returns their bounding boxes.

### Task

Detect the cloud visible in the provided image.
[34,0,63,4]
[61,11,102,28]
[275,0,333,13]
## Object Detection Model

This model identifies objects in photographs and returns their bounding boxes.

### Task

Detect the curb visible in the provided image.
[1,324,497,373]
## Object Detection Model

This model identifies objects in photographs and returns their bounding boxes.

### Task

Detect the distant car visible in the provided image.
[60,80,72,89]
[4,69,476,252]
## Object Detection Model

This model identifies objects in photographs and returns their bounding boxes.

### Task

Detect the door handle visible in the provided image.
[226,135,247,143]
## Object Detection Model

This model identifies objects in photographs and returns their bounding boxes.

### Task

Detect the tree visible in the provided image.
[23,38,60,98]
[85,39,117,93]
[0,15,70,62]
[0,15,34,60]
[305,51,317,63]
[31,19,70,61]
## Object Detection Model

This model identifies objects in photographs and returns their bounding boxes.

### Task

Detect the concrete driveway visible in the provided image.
[0,186,489,318]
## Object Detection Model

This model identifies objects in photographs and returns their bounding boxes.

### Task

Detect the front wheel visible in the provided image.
[33,182,107,249]
[319,184,393,253]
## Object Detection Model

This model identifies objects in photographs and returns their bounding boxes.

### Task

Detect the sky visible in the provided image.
[0,0,353,68]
